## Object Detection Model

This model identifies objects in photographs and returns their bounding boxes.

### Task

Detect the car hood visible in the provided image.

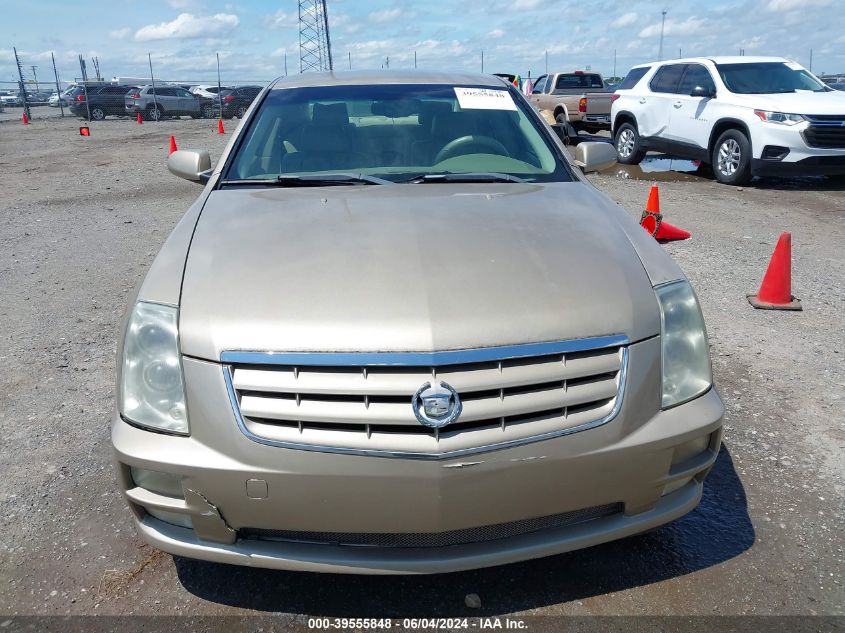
[179,182,661,360]
[732,89,845,114]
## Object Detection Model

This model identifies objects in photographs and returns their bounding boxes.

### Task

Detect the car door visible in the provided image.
[176,88,196,114]
[668,63,718,156]
[156,87,178,113]
[638,63,686,142]
[528,75,548,108]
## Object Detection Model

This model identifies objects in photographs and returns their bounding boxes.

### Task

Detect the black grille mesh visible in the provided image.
[239,502,622,548]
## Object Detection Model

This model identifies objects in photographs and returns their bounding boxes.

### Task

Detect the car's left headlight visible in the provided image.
[656,281,713,409]
[754,110,805,126]
[120,302,189,434]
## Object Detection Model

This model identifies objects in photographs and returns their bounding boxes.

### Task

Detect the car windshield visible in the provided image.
[225,83,571,183]
[716,62,830,94]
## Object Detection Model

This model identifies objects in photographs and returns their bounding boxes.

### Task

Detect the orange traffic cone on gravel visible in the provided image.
[639,184,691,242]
[217,118,225,134]
[168,135,178,155]
[747,232,802,311]
[21,112,29,124]
[137,112,143,124]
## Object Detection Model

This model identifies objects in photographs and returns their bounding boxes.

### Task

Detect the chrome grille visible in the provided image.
[223,335,628,459]
[240,502,623,548]
[803,115,845,149]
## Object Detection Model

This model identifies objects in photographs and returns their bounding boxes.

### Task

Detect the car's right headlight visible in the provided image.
[656,281,713,409]
[119,302,189,434]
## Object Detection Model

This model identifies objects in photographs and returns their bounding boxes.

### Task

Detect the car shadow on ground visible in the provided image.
[173,445,753,616]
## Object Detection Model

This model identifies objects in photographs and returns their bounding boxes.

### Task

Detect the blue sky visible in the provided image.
[2,0,843,87]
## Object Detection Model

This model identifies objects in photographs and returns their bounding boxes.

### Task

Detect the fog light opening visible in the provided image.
[145,507,193,529]
[130,466,185,499]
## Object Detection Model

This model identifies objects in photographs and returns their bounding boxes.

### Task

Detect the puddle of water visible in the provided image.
[601,155,709,182]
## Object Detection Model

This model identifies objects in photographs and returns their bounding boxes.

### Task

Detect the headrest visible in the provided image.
[312,102,349,126]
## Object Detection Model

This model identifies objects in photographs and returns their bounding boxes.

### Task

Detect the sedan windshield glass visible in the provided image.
[225,83,571,183]
[716,62,830,94]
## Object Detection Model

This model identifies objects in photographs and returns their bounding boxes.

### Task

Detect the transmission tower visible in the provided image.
[298,0,333,72]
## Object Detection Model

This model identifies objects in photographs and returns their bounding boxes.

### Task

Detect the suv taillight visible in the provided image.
[223,95,234,102]
[76,94,85,102]
[610,94,621,103]
[578,97,587,112]
[129,93,141,99]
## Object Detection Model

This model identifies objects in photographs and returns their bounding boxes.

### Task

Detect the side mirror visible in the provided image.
[574,141,617,173]
[167,149,212,183]
[690,85,715,98]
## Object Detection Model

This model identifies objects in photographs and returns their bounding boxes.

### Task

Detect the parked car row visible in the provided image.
[63,83,263,121]
[610,56,845,184]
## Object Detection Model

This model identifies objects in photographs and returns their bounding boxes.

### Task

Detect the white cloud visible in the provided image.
[611,12,638,29]
[766,0,831,10]
[109,28,131,39]
[368,8,404,23]
[639,16,706,38]
[487,28,505,38]
[268,10,296,29]
[514,0,542,8]
[134,13,239,42]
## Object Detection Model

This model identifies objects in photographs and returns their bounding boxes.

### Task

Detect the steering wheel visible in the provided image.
[434,135,510,164]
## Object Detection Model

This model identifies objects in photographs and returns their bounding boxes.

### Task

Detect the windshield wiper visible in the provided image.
[221,173,392,187]
[402,172,526,184]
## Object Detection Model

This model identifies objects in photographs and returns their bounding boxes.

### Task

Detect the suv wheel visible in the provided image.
[202,104,215,119]
[90,107,106,121]
[236,105,247,118]
[615,122,645,164]
[146,105,163,122]
[712,129,752,185]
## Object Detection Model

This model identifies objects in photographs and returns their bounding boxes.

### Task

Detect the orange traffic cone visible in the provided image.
[168,135,178,155]
[22,112,29,124]
[137,112,143,124]
[747,232,802,311]
[217,119,225,134]
[639,184,691,242]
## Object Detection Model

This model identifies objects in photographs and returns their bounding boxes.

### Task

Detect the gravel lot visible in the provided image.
[0,116,842,619]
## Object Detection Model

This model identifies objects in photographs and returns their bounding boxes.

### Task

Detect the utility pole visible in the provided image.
[298,0,333,72]
[14,48,31,120]
[148,53,158,122]
[348,51,351,70]
[216,52,223,120]
[809,48,813,72]
[657,9,668,61]
[284,51,288,76]
[545,50,548,74]
[414,50,417,69]
[30,65,39,92]
[78,55,91,122]
[481,49,484,73]
[612,48,616,80]
[51,52,64,117]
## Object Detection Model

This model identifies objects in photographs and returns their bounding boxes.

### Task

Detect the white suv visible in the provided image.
[611,56,845,184]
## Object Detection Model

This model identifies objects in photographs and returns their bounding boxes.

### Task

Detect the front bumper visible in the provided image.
[751,121,845,176]
[752,155,845,177]
[112,337,724,574]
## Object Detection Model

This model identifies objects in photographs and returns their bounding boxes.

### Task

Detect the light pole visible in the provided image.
[657,9,668,61]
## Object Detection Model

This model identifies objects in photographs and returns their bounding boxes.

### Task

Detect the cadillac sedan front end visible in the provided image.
[112,70,723,574]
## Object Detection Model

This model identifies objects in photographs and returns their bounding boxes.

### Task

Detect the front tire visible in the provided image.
[202,104,214,119]
[90,107,106,121]
[236,105,247,118]
[712,129,752,185]
[146,105,163,122]
[615,122,645,164]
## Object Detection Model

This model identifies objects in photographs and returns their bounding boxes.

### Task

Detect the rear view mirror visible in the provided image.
[574,142,617,173]
[690,86,715,98]
[167,150,212,184]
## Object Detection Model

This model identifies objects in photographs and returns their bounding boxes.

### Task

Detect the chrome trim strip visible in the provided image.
[223,339,630,461]
[220,334,628,367]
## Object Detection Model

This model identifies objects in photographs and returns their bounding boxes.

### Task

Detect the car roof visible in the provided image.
[630,56,792,69]
[269,70,509,90]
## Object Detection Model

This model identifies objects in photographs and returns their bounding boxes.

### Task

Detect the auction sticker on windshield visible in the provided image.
[454,87,517,111]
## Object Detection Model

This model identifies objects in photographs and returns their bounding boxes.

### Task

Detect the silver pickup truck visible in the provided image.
[528,71,613,134]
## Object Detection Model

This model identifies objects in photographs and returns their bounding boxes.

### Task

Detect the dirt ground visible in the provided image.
[0,115,842,620]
